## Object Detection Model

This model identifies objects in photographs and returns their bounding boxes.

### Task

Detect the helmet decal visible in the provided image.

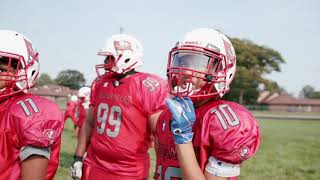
[114,40,133,53]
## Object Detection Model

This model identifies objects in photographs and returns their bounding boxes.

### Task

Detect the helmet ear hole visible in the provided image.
[31,70,35,76]
[205,74,213,82]
[124,58,130,63]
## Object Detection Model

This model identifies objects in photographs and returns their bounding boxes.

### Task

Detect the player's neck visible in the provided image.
[114,69,137,80]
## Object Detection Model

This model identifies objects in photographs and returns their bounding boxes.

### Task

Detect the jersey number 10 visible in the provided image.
[211,104,240,130]
[96,103,122,137]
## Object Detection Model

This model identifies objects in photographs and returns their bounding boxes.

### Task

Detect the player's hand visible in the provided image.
[70,155,83,180]
[166,97,196,144]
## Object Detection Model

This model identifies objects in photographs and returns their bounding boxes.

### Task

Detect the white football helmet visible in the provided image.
[78,86,90,109]
[96,34,143,76]
[167,28,236,99]
[78,87,90,99]
[0,30,40,100]
[70,95,78,102]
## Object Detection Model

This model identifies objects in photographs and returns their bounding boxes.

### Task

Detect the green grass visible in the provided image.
[54,119,77,180]
[240,119,320,180]
[55,118,320,180]
[251,110,320,116]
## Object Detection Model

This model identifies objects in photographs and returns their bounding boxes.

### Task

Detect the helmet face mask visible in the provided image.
[95,55,116,77]
[167,28,236,100]
[96,34,143,76]
[0,30,40,100]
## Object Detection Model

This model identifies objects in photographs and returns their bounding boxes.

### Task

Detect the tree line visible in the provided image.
[36,70,86,90]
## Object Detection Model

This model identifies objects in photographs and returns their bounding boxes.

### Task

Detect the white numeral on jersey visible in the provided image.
[17,98,40,116]
[142,77,160,92]
[156,165,182,180]
[211,104,240,130]
[97,103,122,137]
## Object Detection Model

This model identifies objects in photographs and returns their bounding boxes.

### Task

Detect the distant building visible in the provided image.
[258,91,320,112]
[29,84,77,108]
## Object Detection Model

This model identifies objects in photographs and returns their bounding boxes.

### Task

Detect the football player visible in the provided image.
[64,95,79,123]
[0,30,64,179]
[64,95,80,136]
[70,34,167,180]
[74,87,91,137]
[155,28,261,180]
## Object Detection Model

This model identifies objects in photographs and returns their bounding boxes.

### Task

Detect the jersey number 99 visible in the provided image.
[96,103,122,137]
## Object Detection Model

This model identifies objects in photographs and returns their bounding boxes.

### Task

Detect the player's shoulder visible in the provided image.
[198,99,256,125]
[9,93,61,118]
[135,72,165,82]
[93,75,105,84]
[91,75,106,89]
[207,100,252,114]
[132,72,166,91]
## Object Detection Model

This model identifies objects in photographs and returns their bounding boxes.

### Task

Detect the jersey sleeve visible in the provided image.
[13,96,64,150]
[135,73,168,116]
[207,102,261,164]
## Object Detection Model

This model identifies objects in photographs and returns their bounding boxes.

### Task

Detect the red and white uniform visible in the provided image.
[83,72,167,180]
[64,100,79,124]
[155,100,261,180]
[0,93,64,180]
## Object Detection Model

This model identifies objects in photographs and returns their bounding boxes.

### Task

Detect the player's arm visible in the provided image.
[176,143,227,180]
[16,97,64,180]
[167,98,228,180]
[71,107,94,179]
[140,75,168,134]
[148,110,163,134]
[21,155,49,180]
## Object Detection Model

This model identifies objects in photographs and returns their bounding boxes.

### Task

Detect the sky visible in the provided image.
[1,0,319,96]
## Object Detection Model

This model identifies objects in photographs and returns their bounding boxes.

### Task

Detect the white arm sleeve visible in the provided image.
[205,156,240,177]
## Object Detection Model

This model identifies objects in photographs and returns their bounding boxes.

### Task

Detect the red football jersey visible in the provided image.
[84,72,167,179]
[0,93,64,180]
[155,100,261,180]
[64,101,79,124]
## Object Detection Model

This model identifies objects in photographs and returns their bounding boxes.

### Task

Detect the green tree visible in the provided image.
[224,38,285,104]
[35,73,54,86]
[55,70,86,90]
[313,92,320,99]
[300,85,320,99]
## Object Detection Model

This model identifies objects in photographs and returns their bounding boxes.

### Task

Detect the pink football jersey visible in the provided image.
[84,72,167,179]
[0,93,64,180]
[155,100,260,180]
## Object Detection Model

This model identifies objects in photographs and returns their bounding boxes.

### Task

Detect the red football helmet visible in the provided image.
[167,28,236,99]
[0,30,40,100]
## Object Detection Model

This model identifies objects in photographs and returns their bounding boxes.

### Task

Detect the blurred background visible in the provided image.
[2,0,320,179]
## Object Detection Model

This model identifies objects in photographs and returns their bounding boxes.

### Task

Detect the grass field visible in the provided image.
[54,117,320,180]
